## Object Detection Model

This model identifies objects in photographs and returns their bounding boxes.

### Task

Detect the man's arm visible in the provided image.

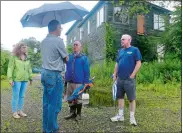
[113,63,118,81]
[130,60,141,79]
[57,39,69,62]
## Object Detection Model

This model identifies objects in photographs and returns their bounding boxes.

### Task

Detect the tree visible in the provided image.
[1,49,10,75]
[21,37,42,68]
[157,5,181,60]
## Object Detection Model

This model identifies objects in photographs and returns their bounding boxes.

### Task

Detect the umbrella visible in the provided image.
[67,77,95,104]
[112,76,117,113]
[20,1,89,27]
[112,81,117,101]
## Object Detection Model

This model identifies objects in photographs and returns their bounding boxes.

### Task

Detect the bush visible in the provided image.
[137,58,181,84]
[89,59,181,106]
[1,75,7,80]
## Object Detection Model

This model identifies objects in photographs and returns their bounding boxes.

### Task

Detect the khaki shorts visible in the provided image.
[66,82,83,104]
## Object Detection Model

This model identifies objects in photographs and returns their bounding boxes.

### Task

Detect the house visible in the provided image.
[65,1,171,63]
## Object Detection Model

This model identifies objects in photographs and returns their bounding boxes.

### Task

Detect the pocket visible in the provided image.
[45,73,56,89]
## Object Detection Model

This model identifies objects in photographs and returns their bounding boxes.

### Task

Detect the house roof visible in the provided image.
[65,1,105,35]
[77,1,105,28]
[65,1,172,35]
[147,2,172,14]
[65,19,82,35]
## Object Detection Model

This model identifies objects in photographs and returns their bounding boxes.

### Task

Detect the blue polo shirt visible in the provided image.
[116,46,142,80]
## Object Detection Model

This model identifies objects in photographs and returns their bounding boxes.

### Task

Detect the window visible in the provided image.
[154,14,165,31]
[80,28,83,40]
[88,20,90,34]
[113,6,129,24]
[97,7,104,27]
[74,36,76,41]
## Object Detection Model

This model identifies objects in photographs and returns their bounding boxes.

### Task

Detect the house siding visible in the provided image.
[66,1,171,63]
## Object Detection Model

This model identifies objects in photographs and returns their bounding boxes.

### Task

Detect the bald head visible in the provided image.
[121,34,132,48]
[73,40,82,53]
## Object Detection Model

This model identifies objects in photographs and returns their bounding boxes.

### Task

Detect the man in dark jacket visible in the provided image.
[64,40,90,120]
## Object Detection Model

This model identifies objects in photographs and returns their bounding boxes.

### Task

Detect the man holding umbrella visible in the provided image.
[41,20,68,133]
[64,40,90,120]
[20,2,89,132]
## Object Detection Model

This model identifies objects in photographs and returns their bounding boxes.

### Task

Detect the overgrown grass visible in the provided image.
[91,59,181,87]
[89,59,181,106]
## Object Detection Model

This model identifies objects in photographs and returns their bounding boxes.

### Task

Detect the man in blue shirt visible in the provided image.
[110,34,142,126]
[64,40,90,120]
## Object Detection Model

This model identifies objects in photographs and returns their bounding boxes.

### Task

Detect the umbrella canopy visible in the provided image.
[67,77,95,102]
[20,1,89,27]
[112,81,117,101]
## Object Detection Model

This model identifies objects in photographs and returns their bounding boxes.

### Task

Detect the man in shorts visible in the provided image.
[110,34,142,126]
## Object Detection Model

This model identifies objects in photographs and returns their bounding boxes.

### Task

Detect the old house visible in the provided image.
[65,1,171,63]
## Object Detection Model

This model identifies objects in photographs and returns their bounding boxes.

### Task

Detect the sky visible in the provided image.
[1,1,177,51]
[1,1,98,51]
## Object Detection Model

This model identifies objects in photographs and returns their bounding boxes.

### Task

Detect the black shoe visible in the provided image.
[64,104,77,120]
[64,112,77,120]
[76,104,82,120]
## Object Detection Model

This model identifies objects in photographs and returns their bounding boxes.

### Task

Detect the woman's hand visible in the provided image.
[9,81,14,86]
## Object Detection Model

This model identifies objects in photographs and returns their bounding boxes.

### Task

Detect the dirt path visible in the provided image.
[1,75,181,132]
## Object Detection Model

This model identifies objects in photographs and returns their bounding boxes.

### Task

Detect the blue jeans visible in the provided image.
[12,81,28,112]
[41,69,63,133]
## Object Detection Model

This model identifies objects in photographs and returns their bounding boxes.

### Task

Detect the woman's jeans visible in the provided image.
[12,81,28,113]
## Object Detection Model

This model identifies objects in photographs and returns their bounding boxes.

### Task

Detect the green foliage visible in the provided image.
[136,35,160,62]
[21,37,42,68]
[90,60,115,88]
[89,59,181,106]
[66,44,72,54]
[104,23,118,62]
[137,58,181,84]
[1,50,10,75]
[1,80,10,90]
[160,6,181,59]
[1,75,7,80]
[82,43,88,55]
[112,0,150,16]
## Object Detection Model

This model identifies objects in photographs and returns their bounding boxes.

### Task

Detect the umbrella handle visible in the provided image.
[78,85,87,95]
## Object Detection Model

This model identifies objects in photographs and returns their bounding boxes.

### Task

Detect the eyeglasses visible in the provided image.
[121,39,126,41]
[73,43,79,46]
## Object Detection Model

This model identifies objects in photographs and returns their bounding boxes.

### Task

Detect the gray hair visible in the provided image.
[121,34,132,43]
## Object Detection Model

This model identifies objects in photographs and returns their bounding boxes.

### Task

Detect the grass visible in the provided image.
[1,79,181,132]
[0,60,181,132]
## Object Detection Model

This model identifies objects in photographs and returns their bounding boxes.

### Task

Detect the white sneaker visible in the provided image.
[110,114,124,122]
[13,112,20,119]
[18,111,27,117]
[130,117,137,126]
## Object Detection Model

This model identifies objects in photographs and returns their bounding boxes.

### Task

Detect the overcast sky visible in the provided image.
[1,1,98,51]
[1,1,177,51]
